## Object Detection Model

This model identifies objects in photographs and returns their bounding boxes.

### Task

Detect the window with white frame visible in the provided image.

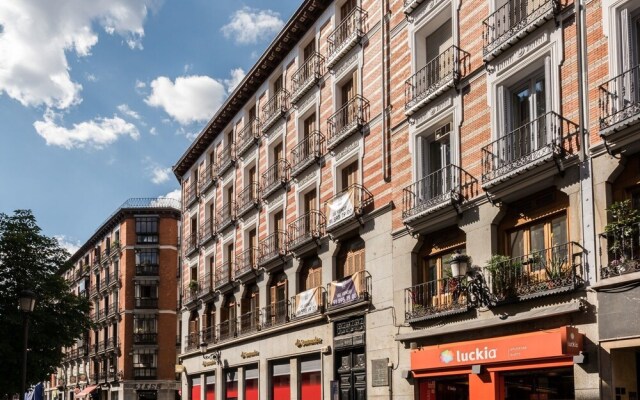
[416,118,453,199]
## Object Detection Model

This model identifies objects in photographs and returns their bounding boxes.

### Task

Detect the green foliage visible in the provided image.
[485,254,521,299]
[605,200,640,258]
[0,210,93,394]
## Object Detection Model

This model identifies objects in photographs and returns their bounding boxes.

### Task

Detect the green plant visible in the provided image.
[486,254,521,299]
[605,200,640,262]
[544,253,568,280]
[188,279,199,291]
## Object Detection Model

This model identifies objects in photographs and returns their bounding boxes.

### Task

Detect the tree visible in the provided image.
[0,210,92,395]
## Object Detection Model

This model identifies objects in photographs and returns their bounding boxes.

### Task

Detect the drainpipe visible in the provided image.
[381,0,391,182]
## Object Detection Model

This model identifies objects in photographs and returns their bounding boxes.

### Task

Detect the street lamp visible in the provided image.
[19,290,37,400]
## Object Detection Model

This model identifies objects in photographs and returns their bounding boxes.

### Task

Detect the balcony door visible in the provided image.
[304,189,318,234]
[419,123,451,201]
[341,0,357,20]
[241,285,259,331]
[303,113,316,158]
[226,186,234,218]
[269,273,288,324]
[425,20,453,84]
[341,72,358,128]
[301,257,322,291]
[248,166,257,200]
[338,238,365,279]
[274,212,284,252]
[249,229,258,265]
[341,161,359,191]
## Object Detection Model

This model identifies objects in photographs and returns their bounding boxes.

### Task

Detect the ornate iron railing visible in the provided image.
[217,201,237,230]
[215,262,233,289]
[184,233,198,256]
[198,163,218,193]
[184,332,199,351]
[327,95,369,149]
[183,285,199,305]
[483,0,558,58]
[290,131,325,176]
[291,52,325,101]
[324,184,374,230]
[259,230,288,264]
[262,300,289,329]
[236,248,258,278]
[239,310,261,335]
[201,326,216,345]
[288,210,326,250]
[327,7,365,63]
[599,64,640,131]
[236,118,261,156]
[133,333,157,344]
[107,271,119,287]
[486,242,582,302]
[261,159,290,198]
[217,319,237,342]
[405,277,469,321]
[290,286,325,319]
[327,270,372,310]
[481,111,579,183]
[405,46,467,112]
[402,165,477,221]
[106,302,119,317]
[184,184,198,207]
[237,182,260,216]
[199,217,216,245]
[599,222,640,279]
[136,263,159,276]
[218,142,236,174]
[199,274,214,297]
[261,89,290,132]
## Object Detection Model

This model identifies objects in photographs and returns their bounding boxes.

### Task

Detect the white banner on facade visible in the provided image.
[294,287,320,317]
[327,190,354,227]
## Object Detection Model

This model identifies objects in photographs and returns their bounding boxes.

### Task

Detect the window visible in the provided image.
[337,237,365,279]
[300,257,322,291]
[135,281,159,308]
[507,214,567,258]
[136,249,158,266]
[417,119,452,198]
[133,314,157,334]
[133,349,157,378]
[136,217,159,244]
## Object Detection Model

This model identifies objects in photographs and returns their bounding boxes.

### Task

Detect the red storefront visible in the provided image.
[411,326,583,400]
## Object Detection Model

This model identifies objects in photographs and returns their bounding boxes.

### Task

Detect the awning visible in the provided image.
[75,386,97,399]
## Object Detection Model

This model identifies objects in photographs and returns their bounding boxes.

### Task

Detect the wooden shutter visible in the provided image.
[304,113,316,137]
[275,211,284,232]
[304,41,316,61]
[341,0,357,20]
[305,190,317,213]
[274,75,283,93]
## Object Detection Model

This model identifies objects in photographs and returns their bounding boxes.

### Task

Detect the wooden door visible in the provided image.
[248,166,257,200]
[274,75,283,94]
[341,161,359,191]
[304,40,316,61]
[304,189,318,235]
[273,143,284,180]
[249,229,258,264]
[341,0,357,20]
[302,258,322,291]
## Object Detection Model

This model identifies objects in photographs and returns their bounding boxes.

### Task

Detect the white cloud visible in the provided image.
[149,127,157,135]
[0,0,155,110]
[145,75,225,125]
[221,7,283,45]
[143,157,171,184]
[183,64,193,73]
[34,110,140,149]
[135,80,146,89]
[117,103,141,120]
[54,235,81,254]
[162,188,181,201]
[224,68,245,93]
[86,73,98,82]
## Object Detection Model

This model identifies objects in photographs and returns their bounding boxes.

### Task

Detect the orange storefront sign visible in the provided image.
[411,326,582,371]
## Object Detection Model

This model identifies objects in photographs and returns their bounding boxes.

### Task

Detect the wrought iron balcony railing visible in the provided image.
[325,184,374,231]
[183,284,199,305]
[198,163,218,193]
[217,202,237,231]
[262,300,289,329]
[133,367,157,380]
[217,319,237,342]
[327,7,366,69]
[106,302,119,317]
[291,52,325,103]
[237,182,260,217]
[236,248,258,278]
[290,286,325,319]
[327,95,369,150]
[105,336,118,351]
[199,273,214,297]
[259,230,288,265]
[184,184,198,208]
[288,210,326,250]
[327,270,372,310]
[199,217,216,246]
[136,263,159,276]
[481,111,579,185]
[599,222,640,279]
[402,164,477,222]
[134,297,158,309]
[236,118,261,156]
[133,333,157,344]
[218,142,237,175]
[599,64,640,132]
[184,332,200,352]
[239,310,261,335]
[261,159,290,198]
[405,46,468,115]
[201,326,216,345]
[107,271,119,287]
[290,131,325,177]
[261,89,290,132]
[185,233,199,257]
[483,0,558,60]
[486,242,582,302]
[405,277,469,322]
[215,262,233,289]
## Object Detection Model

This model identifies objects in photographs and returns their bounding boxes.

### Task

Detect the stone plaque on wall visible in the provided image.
[371,358,389,387]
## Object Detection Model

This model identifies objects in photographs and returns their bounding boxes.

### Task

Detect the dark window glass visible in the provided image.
[136,217,159,244]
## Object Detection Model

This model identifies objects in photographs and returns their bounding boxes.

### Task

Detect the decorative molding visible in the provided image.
[333,137,360,164]
[333,49,359,79]
[296,89,317,114]
[412,0,449,27]
[296,168,318,188]
[491,32,549,75]
[267,123,285,142]
[413,95,453,128]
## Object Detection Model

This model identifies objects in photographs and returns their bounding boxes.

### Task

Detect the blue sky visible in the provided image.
[0,0,301,252]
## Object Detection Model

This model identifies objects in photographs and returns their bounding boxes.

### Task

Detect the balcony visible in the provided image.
[198,163,218,193]
[106,302,119,318]
[105,336,118,351]
[290,286,325,319]
[288,211,326,251]
[199,217,217,246]
[135,297,159,309]
[481,111,579,189]
[261,89,290,133]
[324,184,373,232]
[402,164,477,224]
[291,52,325,103]
[259,231,288,266]
[217,202,237,231]
[236,183,260,218]
[89,284,99,298]
[486,242,582,302]
[236,118,261,157]
[483,0,559,61]
[97,341,106,354]
[235,248,259,280]
[239,310,261,336]
[133,368,157,380]
[599,222,640,279]
[183,285,199,306]
[405,46,468,116]
[261,159,290,198]
[327,270,372,311]
[107,271,119,288]
[136,263,159,276]
[198,274,215,298]
[261,300,289,329]
[599,64,640,137]
[326,7,366,69]
[184,233,199,257]
[217,319,237,342]
[290,131,325,177]
[218,142,237,175]
[201,326,216,345]
[215,262,233,290]
[184,184,198,208]
[327,95,369,150]
[405,277,469,322]
[133,333,157,344]
[184,332,199,352]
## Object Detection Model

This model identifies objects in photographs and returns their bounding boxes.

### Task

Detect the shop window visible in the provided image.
[205,374,215,400]
[337,237,365,279]
[244,366,259,400]
[418,376,469,400]
[191,376,201,400]
[225,370,238,400]
[272,361,291,400]
[503,367,574,399]
[300,357,321,400]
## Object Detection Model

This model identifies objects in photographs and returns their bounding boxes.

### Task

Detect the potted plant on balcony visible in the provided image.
[188,279,199,292]
[604,200,640,274]
[486,254,521,301]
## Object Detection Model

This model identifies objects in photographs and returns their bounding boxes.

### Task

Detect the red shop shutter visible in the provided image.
[245,379,259,400]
